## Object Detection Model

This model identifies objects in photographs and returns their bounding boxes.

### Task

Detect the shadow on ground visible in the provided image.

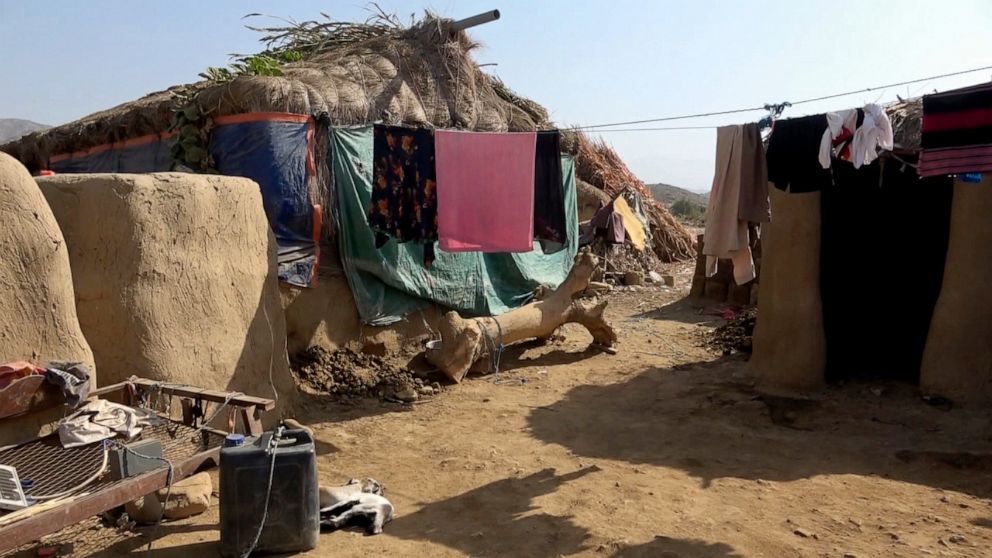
[385,467,600,556]
[633,297,725,325]
[527,358,992,499]
[79,523,218,558]
[293,390,422,425]
[613,535,745,558]
[475,343,604,374]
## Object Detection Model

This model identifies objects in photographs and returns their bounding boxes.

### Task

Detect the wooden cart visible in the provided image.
[0,378,275,555]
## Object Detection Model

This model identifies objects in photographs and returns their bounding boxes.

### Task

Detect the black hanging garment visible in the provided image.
[820,158,952,383]
[533,131,567,253]
[369,125,438,266]
[765,114,832,193]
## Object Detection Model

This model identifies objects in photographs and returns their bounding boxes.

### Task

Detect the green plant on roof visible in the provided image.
[168,3,406,172]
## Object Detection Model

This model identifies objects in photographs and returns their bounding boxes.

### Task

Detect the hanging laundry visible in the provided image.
[766,114,832,192]
[919,82,992,178]
[612,196,646,250]
[852,104,894,168]
[534,131,567,254]
[627,191,654,244]
[704,124,765,285]
[819,109,859,168]
[605,212,625,244]
[369,125,438,266]
[737,123,770,223]
[580,200,626,245]
[435,130,537,253]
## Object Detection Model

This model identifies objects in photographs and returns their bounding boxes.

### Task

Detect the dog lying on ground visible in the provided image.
[279,421,395,536]
[319,477,384,508]
[320,492,395,535]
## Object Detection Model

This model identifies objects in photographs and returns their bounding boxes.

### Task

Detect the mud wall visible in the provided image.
[750,187,825,392]
[38,173,296,412]
[281,254,440,359]
[0,153,95,445]
[920,176,992,402]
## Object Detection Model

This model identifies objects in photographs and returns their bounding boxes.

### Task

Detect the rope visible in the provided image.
[128,377,242,439]
[191,391,243,437]
[492,319,504,373]
[571,63,992,131]
[240,427,283,558]
[261,301,280,402]
[480,318,505,374]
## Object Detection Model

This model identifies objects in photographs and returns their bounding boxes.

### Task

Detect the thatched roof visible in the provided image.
[887,98,922,153]
[3,15,548,167]
[2,12,696,261]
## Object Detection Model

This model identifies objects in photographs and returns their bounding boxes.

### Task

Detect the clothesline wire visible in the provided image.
[591,126,718,132]
[571,63,992,131]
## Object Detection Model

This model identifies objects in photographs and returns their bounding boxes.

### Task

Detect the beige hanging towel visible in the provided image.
[703,123,768,285]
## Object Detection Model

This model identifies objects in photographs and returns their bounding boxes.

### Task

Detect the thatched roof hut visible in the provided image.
[2,12,693,265]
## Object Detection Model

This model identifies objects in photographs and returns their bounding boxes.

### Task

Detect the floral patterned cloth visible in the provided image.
[369,125,438,266]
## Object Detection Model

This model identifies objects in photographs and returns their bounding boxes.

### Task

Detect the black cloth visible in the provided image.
[370,125,438,267]
[44,361,92,408]
[766,114,831,193]
[533,131,567,254]
[820,158,953,383]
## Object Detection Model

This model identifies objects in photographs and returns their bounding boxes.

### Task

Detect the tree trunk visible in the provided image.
[426,250,617,382]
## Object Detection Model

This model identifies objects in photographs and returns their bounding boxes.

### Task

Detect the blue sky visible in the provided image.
[2,0,991,190]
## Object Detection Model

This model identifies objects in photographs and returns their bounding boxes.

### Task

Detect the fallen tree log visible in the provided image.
[426,249,618,382]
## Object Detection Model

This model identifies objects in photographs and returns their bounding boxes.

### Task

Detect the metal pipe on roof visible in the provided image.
[450,10,500,32]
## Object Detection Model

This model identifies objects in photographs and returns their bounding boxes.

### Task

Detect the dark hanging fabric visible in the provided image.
[765,114,832,193]
[370,125,438,267]
[581,200,625,245]
[820,157,953,384]
[737,122,771,223]
[533,131,567,253]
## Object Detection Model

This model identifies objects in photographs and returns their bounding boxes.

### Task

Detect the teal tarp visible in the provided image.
[330,126,578,325]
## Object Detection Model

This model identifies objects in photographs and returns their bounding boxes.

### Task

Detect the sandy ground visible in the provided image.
[30,262,992,558]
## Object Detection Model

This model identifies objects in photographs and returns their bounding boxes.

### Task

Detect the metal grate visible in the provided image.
[0,422,222,502]
[4,516,139,557]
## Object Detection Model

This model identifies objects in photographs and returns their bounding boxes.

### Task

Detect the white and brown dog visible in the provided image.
[319,478,394,535]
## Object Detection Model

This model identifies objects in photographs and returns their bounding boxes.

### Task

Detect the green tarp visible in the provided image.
[330,126,578,325]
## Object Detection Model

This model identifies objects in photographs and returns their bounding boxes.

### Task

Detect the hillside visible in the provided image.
[647,183,709,207]
[0,118,49,144]
[647,182,708,223]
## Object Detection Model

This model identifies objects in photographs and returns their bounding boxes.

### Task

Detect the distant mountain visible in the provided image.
[646,183,709,207]
[0,118,50,144]
[647,182,708,224]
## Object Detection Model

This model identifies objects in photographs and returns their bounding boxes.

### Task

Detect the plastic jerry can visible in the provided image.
[219,429,319,556]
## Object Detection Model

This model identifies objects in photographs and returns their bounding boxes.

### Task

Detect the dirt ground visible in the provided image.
[40,261,992,558]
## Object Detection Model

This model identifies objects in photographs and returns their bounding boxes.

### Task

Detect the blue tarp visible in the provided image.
[211,119,316,286]
[46,117,318,287]
[50,138,172,174]
[330,126,578,326]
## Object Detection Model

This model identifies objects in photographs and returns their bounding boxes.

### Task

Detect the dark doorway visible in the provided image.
[820,157,953,383]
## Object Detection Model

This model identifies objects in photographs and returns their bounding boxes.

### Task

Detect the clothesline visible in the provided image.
[570,63,992,132]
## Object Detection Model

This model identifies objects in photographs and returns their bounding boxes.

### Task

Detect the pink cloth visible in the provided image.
[435,130,537,252]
